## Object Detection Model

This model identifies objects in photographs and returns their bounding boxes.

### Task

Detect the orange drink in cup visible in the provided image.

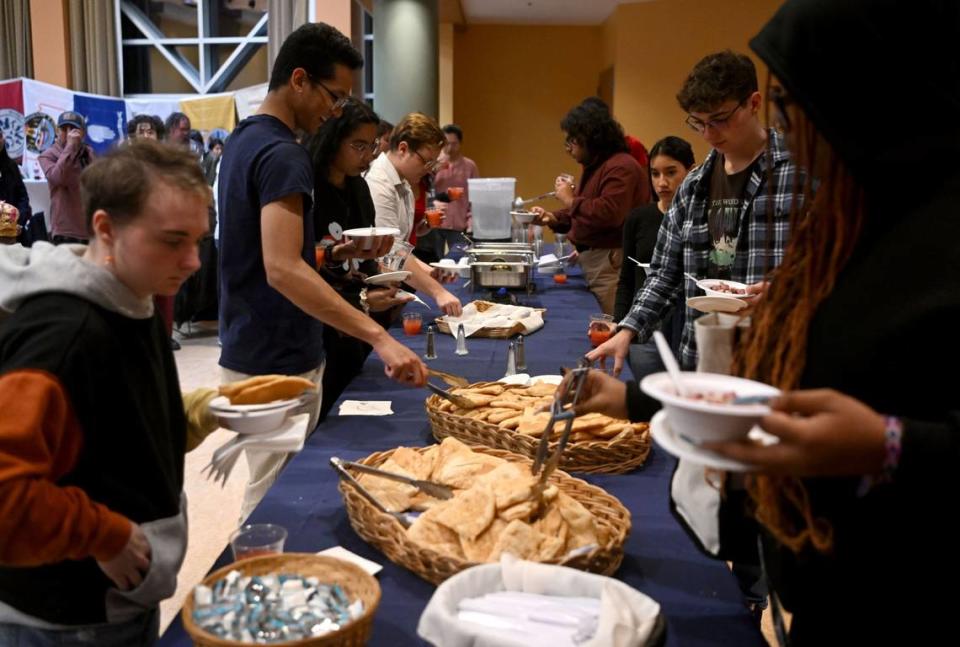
[403,312,423,335]
[314,243,326,267]
[588,314,615,347]
[447,186,464,201]
[426,208,443,228]
[553,272,568,284]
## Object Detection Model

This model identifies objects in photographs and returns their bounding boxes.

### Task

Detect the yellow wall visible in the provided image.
[30,0,71,87]
[453,24,602,205]
[438,23,454,127]
[606,0,782,163]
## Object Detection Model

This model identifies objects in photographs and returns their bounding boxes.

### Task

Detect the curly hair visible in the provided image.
[677,50,758,113]
[127,114,165,139]
[305,98,380,181]
[560,98,628,162]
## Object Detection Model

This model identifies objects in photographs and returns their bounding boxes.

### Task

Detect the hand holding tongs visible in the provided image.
[529,359,591,517]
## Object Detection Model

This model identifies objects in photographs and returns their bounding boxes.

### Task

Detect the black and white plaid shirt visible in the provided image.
[619,129,802,369]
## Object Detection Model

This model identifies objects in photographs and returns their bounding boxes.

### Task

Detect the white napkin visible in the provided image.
[237,413,309,453]
[418,554,661,647]
[338,400,394,416]
[316,546,383,575]
[443,303,545,337]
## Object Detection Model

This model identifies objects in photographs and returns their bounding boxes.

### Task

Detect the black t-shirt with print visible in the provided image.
[707,156,756,279]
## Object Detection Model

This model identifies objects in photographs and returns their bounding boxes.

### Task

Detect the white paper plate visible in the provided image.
[529,374,562,385]
[342,226,401,238]
[499,373,531,385]
[364,271,412,285]
[208,395,301,413]
[650,410,776,471]
[687,295,749,314]
[696,278,753,299]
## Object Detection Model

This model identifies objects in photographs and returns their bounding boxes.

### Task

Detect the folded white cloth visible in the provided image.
[418,554,660,647]
[235,413,309,453]
[338,400,394,416]
[443,303,545,338]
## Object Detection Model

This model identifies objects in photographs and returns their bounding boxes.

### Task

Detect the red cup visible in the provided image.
[553,273,568,284]
[426,209,443,228]
[403,313,422,335]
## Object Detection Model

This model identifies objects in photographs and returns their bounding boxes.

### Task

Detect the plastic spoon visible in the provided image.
[652,331,686,397]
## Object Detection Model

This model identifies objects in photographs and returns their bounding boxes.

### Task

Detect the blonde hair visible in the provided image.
[389,112,445,152]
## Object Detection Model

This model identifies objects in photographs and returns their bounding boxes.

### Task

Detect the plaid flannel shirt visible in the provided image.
[619,129,801,369]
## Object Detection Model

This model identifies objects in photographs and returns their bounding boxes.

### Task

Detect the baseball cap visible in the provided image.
[57,111,85,129]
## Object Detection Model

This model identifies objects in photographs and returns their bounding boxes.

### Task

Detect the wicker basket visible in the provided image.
[426,394,652,474]
[182,553,381,647]
[434,300,546,339]
[338,445,631,585]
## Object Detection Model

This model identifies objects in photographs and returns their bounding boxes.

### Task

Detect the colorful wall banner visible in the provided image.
[73,94,127,156]
[0,79,25,159]
[180,93,237,133]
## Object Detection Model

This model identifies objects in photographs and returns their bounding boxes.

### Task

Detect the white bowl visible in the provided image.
[696,279,750,299]
[342,226,401,252]
[210,396,300,435]
[639,372,780,443]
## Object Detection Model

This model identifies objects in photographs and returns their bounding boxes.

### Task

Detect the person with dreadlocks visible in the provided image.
[570,0,960,643]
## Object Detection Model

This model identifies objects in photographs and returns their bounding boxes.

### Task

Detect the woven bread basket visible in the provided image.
[434,300,546,339]
[426,393,652,474]
[182,553,380,647]
[337,445,630,585]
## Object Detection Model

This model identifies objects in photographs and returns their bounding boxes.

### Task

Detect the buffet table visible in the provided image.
[160,266,764,646]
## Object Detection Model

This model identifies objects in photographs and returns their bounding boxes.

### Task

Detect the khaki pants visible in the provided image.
[577,247,622,315]
[221,363,325,522]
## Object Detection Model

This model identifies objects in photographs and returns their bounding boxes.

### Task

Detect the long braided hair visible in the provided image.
[732,85,866,554]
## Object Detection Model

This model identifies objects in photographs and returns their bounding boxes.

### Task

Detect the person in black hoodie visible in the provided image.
[306,99,412,420]
[571,0,960,643]
[0,141,224,644]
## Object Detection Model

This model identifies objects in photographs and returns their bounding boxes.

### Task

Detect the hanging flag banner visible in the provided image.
[0,79,25,160]
[20,79,74,179]
[233,83,268,122]
[181,92,237,133]
[125,96,182,124]
[73,93,127,156]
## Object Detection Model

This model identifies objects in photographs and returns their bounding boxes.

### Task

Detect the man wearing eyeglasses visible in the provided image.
[365,112,463,316]
[588,50,799,375]
[217,23,429,520]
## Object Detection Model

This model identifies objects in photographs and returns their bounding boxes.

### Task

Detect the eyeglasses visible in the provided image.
[348,138,380,155]
[685,100,746,133]
[413,149,440,171]
[310,76,351,112]
[769,86,792,132]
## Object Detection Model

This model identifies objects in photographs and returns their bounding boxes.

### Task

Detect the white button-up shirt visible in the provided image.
[365,152,415,243]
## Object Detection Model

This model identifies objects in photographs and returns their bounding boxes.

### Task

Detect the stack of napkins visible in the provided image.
[418,554,661,647]
[443,303,544,337]
[338,400,394,416]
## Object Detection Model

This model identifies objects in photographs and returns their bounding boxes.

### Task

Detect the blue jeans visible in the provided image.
[0,608,158,646]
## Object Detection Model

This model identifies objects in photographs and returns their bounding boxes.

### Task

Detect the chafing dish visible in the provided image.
[467,243,536,292]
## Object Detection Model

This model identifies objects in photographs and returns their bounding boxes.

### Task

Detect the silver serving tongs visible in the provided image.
[425,382,477,409]
[334,457,454,500]
[330,457,416,528]
[530,360,590,518]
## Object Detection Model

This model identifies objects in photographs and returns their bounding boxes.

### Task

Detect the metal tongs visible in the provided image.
[529,359,591,517]
[330,457,454,528]
[425,382,477,409]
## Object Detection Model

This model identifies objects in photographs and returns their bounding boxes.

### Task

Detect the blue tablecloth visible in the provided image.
[161,266,763,647]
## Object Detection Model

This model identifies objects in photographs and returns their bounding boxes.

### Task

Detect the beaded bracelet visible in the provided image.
[856,415,903,497]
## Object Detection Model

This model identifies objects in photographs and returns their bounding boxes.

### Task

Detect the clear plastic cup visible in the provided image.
[381,240,414,271]
[229,523,287,562]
